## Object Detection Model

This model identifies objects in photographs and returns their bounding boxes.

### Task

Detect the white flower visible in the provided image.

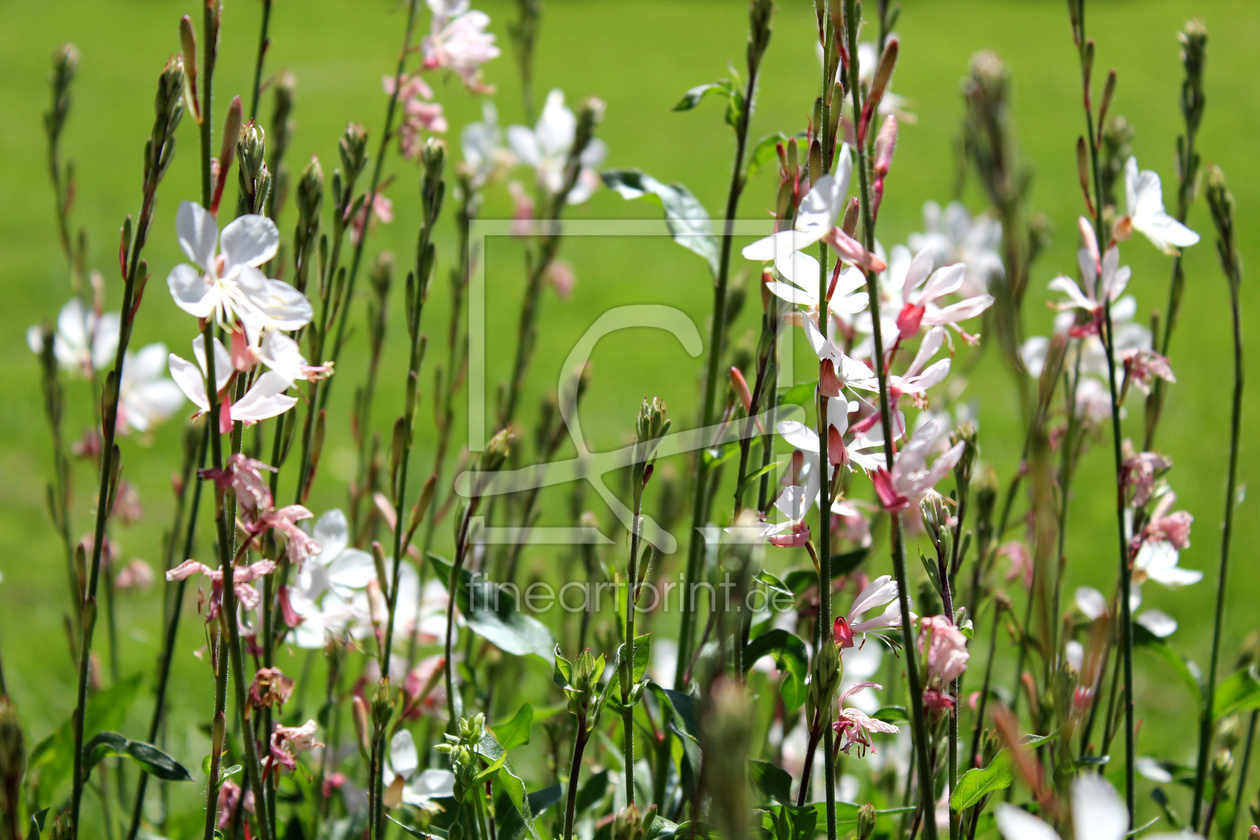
[833,575,913,649]
[257,331,330,385]
[1133,540,1202,590]
[895,248,994,341]
[742,153,886,276]
[422,0,499,93]
[118,343,185,433]
[168,335,296,428]
[287,510,374,649]
[908,201,1004,296]
[383,729,457,810]
[507,90,607,204]
[996,773,1200,840]
[1121,156,1199,255]
[461,102,515,187]
[872,415,963,512]
[27,297,119,377]
[166,201,312,336]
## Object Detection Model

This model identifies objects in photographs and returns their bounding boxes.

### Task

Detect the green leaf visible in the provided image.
[429,554,555,662]
[873,706,908,724]
[951,751,1014,811]
[1213,668,1260,720]
[949,733,1054,812]
[84,731,193,782]
[27,674,143,806]
[743,630,809,711]
[600,169,720,276]
[736,461,783,501]
[477,731,543,840]
[386,814,433,838]
[495,783,563,840]
[26,808,48,840]
[749,759,794,805]
[493,704,534,753]
[672,82,733,112]
[746,133,794,180]
[780,382,816,408]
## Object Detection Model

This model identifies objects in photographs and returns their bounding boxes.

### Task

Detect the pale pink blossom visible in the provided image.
[872,416,963,512]
[165,558,277,619]
[266,719,324,778]
[894,248,993,341]
[1121,347,1175,395]
[115,559,154,591]
[169,335,298,432]
[833,682,900,757]
[1121,451,1171,507]
[833,575,911,649]
[919,615,969,684]
[421,0,500,93]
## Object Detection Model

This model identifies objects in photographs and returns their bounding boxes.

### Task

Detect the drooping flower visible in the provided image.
[166,201,312,334]
[507,89,607,204]
[265,719,324,778]
[833,681,900,758]
[26,297,119,377]
[1117,156,1200,255]
[165,558,277,620]
[894,248,993,341]
[421,0,500,93]
[248,667,295,716]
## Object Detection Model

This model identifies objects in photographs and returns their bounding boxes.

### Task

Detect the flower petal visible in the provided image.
[221,215,280,273]
[177,201,219,268]
[168,263,217,319]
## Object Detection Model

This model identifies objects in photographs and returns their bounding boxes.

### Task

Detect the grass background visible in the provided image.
[1,0,1258,825]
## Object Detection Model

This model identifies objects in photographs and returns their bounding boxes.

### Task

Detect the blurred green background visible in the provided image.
[1,0,1258,820]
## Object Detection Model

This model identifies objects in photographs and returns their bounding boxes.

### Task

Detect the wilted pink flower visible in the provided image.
[200,453,275,516]
[349,191,394,246]
[248,667,295,716]
[1121,451,1171,508]
[919,615,969,684]
[266,719,323,779]
[216,781,254,830]
[1121,348,1176,396]
[115,559,154,591]
[833,682,899,757]
[253,505,320,566]
[166,558,277,620]
[1142,510,1193,550]
[386,73,448,160]
[110,481,143,525]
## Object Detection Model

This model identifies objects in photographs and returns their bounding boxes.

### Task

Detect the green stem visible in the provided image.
[323,0,419,392]
[561,727,589,840]
[843,1,937,836]
[248,0,272,122]
[674,14,764,691]
[1190,235,1244,832]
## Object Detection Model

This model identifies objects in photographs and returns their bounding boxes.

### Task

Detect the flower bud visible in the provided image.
[339,122,369,183]
[874,115,898,177]
[220,96,243,175]
[856,803,877,840]
[352,695,370,756]
[806,635,841,725]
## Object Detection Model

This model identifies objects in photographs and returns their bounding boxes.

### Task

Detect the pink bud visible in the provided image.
[874,116,899,176]
[833,616,854,649]
[729,367,753,413]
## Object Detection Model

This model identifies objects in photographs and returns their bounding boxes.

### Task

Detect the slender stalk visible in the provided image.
[1070,0,1135,822]
[561,728,589,840]
[248,0,273,122]
[843,1,937,836]
[674,0,770,689]
[323,0,420,389]
[1191,169,1245,831]
[125,428,207,840]
[445,502,479,730]
[68,55,184,839]
[1227,710,1258,840]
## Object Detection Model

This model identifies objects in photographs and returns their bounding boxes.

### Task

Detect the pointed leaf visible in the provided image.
[601,169,720,276]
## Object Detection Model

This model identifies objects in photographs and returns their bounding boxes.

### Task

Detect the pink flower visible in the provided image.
[199,453,275,516]
[216,781,254,830]
[421,1,500,93]
[833,682,899,757]
[1120,451,1171,507]
[1047,220,1131,338]
[919,615,969,685]
[248,667,295,715]
[998,541,1033,590]
[872,416,963,512]
[1121,348,1175,395]
[115,559,154,591]
[349,191,394,246]
[266,719,324,779]
[834,575,910,649]
[894,248,993,341]
[1142,510,1192,550]
[254,505,320,566]
[166,558,277,620]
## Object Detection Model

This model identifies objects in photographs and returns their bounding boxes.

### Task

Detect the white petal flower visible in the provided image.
[118,343,184,433]
[27,298,120,377]
[1123,156,1199,255]
[507,90,602,205]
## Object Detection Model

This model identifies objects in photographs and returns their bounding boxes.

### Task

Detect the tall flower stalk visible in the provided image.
[1067,0,1135,821]
[67,56,184,840]
[842,1,938,837]
[1189,167,1244,832]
